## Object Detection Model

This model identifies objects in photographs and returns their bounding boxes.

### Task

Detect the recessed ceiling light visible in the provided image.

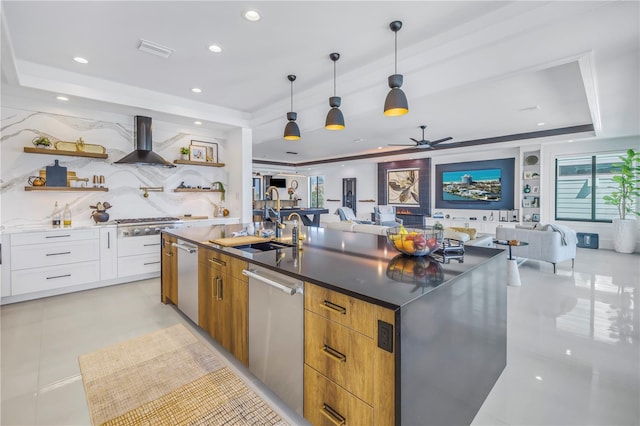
[56,96,69,101]
[194,121,202,125]
[537,122,545,126]
[565,349,572,356]
[377,147,383,150]
[353,138,366,143]
[73,57,88,64]
[191,87,202,93]
[208,44,223,53]
[242,9,261,21]
[535,376,543,381]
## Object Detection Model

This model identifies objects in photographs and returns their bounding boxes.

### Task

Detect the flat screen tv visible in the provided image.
[269,178,287,188]
[435,158,514,210]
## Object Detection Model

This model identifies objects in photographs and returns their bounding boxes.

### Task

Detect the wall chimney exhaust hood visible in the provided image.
[114,116,175,167]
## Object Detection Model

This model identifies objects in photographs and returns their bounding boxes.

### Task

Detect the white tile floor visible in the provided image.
[1,247,638,425]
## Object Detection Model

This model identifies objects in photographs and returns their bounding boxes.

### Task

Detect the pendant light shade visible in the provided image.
[384,21,409,116]
[325,53,345,130]
[284,75,301,140]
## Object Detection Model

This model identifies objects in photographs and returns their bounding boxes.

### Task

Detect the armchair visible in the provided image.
[374,205,403,227]
[335,207,373,224]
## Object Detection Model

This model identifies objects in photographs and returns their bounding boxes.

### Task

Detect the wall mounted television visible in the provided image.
[268,177,287,188]
[435,158,515,210]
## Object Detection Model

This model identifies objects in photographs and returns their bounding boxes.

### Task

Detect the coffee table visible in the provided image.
[493,240,529,287]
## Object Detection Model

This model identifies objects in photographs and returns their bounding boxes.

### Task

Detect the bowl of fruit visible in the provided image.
[386,226,443,256]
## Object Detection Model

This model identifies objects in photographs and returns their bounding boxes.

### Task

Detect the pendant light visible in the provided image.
[325,53,345,130]
[384,20,409,116]
[283,74,301,140]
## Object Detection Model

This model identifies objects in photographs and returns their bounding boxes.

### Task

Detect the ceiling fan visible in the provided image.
[389,125,453,149]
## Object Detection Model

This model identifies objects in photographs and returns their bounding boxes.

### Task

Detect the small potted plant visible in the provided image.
[180,147,190,160]
[603,148,639,253]
[32,136,52,149]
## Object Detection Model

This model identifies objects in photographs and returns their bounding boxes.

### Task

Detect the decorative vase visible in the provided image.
[92,211,110,223]
[613,218,637,253]
[181,154,189,160]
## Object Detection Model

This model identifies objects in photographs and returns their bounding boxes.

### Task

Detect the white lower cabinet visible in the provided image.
[100,227,118,280]
[117,235,162,278]
[9,228,100,296]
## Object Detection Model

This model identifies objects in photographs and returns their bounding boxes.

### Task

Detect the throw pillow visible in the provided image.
[443,229,471,242]
[448,227,477,240]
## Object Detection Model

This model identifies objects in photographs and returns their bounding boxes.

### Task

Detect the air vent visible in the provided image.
[138,39,175,58]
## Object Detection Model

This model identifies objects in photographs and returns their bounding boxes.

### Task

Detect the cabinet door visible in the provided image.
[100,227,118,281]
[161,234,177,304]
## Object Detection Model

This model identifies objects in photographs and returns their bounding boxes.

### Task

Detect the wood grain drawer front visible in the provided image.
[11,261,100,295]
[304,365,373,426]
[11,229,99,246]
[305,282,374,338]
[305,310,374,404]
[11,239,99,270]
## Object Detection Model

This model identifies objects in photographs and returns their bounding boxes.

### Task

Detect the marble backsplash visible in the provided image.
[1,107,230,229]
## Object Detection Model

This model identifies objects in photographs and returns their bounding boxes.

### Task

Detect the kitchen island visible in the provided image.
[252,207,329,227]
[162,224,507,426]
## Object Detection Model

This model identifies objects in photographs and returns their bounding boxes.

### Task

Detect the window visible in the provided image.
[555,153,623,222]
[308,176,325,208]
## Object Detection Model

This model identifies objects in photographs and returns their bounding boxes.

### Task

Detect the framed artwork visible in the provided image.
[387,168,420,206]
[523,171,533,180]
[532,213,540,222]
[190,140,218,163]
[532,185,540,194]
[189,145,206,162]
[522,199,532,208]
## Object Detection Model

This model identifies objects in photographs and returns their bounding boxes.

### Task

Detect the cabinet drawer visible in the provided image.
[305,310,374,404]
[11,239,99,270]
[304,365,372,426]
[117,253,161,277]
[305,282,374,338]
[11,229,99,246]
[118,235,161,257]
[11,261,100,295]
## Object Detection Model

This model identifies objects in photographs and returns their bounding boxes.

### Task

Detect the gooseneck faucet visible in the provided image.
[265,186,285,238]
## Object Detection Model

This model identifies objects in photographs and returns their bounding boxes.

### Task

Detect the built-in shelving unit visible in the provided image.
[173,188,224,193]
[24,147,108,159]
[173,160,225,167]
[24,187,109,192]
[521,149,541,223]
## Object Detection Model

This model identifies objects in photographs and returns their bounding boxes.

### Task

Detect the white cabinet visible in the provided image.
[117,235,162,278]
[100,227,118,280]
[10,229,100,296]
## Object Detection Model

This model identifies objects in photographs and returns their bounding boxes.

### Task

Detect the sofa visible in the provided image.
[496,224,577,273]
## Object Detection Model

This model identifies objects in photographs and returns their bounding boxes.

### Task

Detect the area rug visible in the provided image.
[78,324,287,426]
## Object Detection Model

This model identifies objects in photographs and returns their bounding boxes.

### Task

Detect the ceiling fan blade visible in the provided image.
[409,138,419,143]
[388,143,417,146]
[429,137,453,146]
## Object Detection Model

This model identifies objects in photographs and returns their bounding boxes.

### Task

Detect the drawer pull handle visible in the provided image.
[46,274,71,280]
[144,261,161,266]
[208,258,226,267]
[322,345,347,363]
[45,235,71,239]
[320,403,345,426]
[216,277,223,300]
[320,300,346,315]
[46,251,71,256]
[144,243,161,247]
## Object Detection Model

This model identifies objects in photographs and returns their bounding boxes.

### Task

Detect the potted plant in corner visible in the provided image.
[603,148,639,253]
[180,147,190,160]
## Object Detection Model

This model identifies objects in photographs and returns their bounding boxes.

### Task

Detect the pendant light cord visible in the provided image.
[290,81,294,111]
[333,60,337,97]
[394,31,398,75]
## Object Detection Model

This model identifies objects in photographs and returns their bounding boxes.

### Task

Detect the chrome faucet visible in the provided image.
[265,186,285,238]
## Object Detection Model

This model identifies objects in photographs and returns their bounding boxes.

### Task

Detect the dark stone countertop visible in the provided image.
[164,223,504,310]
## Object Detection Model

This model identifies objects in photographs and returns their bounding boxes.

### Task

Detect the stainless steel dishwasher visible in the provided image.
[174,241,198,324]
[242,265,304,417]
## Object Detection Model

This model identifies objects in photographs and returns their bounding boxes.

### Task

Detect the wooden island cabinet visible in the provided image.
[160,234,178,305]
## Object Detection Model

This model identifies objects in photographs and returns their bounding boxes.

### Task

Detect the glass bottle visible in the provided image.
[63,203,72,227]
[52,202,61,228]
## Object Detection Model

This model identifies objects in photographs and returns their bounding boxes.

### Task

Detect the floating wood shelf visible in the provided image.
[358,199,376,202]
[173,188,224,193]
[25,186,109,192]
[173,160,225,167]
[24,147,108,159]
[326,199,340,202]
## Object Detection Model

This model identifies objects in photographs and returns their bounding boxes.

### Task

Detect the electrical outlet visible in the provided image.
[378,320,393,353]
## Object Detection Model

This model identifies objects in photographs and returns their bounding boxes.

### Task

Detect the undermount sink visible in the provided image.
[235,241,294,253]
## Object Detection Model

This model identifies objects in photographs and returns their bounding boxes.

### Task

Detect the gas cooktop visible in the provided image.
[114,217,180,224]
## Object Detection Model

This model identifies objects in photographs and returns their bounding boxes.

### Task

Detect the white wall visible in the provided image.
[1,103,241,228]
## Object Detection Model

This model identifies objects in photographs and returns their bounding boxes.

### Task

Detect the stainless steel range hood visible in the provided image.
[114,116,175,167]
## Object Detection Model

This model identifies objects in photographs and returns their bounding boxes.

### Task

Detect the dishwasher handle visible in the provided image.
[172,242,197,254]
[242,269,302,296]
